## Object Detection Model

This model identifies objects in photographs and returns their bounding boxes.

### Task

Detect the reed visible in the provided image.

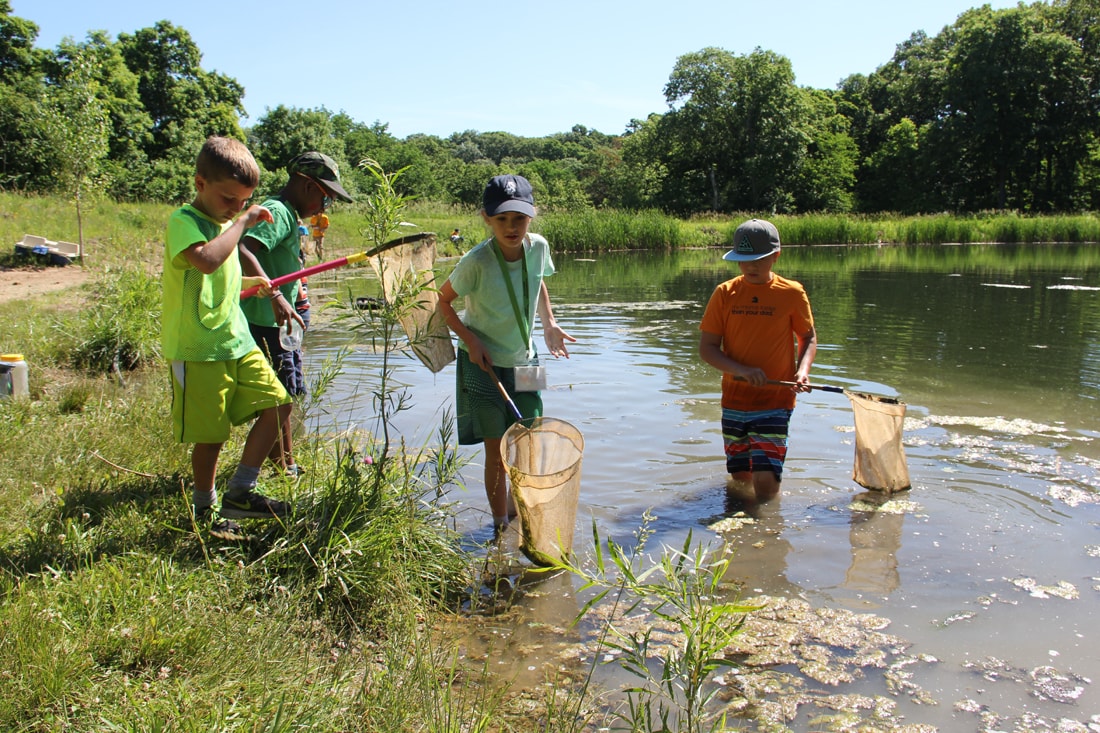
[536,209,690,251]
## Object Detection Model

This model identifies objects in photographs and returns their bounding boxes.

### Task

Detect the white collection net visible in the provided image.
[368,235,455,373]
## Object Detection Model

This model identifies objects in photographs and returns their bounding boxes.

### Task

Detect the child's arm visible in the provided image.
[536,281,575,358]
[238,238,305,328]
[699,331,768,386]
[183,205,273,274]
[792,326,818,392]
[438,279,492,369]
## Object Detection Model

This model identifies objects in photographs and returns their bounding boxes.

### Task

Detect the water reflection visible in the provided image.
[304,243,1100,729]
[843,492,902,596]
[716,484,803,599]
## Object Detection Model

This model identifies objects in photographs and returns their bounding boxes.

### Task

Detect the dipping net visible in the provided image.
[502,417,584,567]
[369,234,455,373]
[847,391,911,493]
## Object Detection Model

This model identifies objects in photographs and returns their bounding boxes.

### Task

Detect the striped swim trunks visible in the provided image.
[721,407,794,479]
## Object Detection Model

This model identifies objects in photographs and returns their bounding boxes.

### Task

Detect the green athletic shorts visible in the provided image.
[170,347,290,444]
[456,348,542,444]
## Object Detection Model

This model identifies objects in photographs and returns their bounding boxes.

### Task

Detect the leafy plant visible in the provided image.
[68,267,161,378]
[553,516,760,733]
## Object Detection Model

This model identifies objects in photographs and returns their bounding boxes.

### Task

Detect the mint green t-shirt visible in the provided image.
[160,204,256,362]
[446,233,555,368]
[239,197,301,328]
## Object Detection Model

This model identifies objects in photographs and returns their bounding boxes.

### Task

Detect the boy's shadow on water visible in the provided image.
[704,482,905,601]
[706,483,806,599]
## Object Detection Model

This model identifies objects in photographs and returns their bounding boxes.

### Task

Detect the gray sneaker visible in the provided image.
[220,488,289,519]
[194,505,245,541]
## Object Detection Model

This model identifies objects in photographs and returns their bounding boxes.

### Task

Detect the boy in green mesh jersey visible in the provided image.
[161,136,292,540]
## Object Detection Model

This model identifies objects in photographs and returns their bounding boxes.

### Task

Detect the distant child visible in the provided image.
[160,136,292,540]
[239,151,354,477]
[309,210,330,260]
[297,219,312,257]
[698,218,817,504]
[438,174,576,531]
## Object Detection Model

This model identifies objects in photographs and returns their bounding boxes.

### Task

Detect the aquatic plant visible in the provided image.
[551,516,760,733]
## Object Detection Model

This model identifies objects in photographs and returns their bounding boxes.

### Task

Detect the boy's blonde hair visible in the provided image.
[195,136,260,187]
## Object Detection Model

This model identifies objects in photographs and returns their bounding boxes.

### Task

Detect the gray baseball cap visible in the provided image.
[723,219,781,261]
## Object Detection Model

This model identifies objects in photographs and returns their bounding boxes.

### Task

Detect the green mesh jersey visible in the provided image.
[161,204,256,362]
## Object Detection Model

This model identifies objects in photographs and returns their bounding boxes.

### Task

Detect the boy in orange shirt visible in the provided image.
[699,219,817,504]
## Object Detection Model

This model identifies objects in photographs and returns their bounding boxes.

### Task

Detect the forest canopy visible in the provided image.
[1,0,1098,215]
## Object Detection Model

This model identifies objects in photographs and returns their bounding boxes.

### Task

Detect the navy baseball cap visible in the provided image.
[483,175,535,217]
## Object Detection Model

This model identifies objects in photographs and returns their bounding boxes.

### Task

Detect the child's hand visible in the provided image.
[735,365,768,387]
[466,338,493,371]
[792,372,812,393]
[544,325,576,358]
[243,275,273,298]
[240,205,273,228]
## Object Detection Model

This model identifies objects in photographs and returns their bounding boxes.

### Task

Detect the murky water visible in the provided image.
[303,244,1100,730]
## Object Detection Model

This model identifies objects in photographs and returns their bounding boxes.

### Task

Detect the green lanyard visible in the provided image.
[491,237,531,351]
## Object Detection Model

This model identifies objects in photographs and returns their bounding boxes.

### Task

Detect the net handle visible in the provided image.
[489,369,524,421]
[763,378,846,394]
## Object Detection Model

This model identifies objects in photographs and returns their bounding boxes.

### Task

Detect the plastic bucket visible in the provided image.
[0,354,28,399]
[502,417,584,566]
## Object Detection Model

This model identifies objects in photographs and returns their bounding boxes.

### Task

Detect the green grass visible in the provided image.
[3,189,1097,729]
[0,189,606,731]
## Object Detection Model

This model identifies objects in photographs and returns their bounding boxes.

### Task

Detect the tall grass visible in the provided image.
[537,209,690,251]
[551,516,760,733]
[760,211,1100,246]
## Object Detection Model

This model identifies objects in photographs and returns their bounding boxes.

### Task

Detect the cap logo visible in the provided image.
[736,233,756,254]
[504,180,517,196]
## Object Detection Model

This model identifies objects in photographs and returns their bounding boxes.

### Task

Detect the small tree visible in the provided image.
[43,48,109,258]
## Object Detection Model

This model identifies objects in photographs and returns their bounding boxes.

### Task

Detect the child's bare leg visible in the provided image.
[192,442,223,493]
[752,471,781,503]
[483,437,516,527]
[241,404,287,469]
[266,407,294,469]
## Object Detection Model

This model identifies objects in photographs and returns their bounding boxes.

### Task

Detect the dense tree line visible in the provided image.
[1,0,1097,215]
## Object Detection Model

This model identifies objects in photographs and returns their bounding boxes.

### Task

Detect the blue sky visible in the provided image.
[20,0,1016,139]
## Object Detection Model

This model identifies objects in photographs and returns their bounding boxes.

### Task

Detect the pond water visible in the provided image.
[303,243,1100,730]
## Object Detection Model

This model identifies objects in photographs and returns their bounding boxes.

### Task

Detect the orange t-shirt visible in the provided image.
[699,273,814,411]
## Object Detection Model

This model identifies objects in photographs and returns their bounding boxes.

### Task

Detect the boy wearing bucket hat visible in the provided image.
[438,174,576,532]
[239,151,354,478]
[699,218,817,503]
